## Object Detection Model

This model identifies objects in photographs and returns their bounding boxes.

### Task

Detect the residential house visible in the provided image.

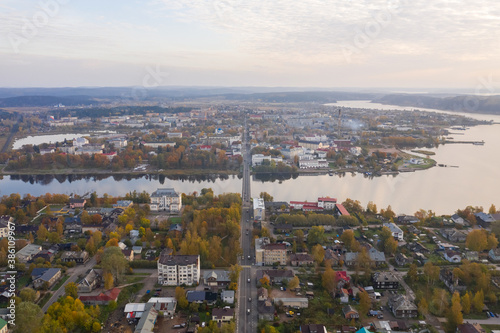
[69,198,86,209]
[157,251,200,286]
[122,249,134,261]
[345,248,386,267]
[457,323,486,333]
[78,269,102,293]
[263,243,287,265]
[0,216,12,238]
[60,251,89,264]
[221,290,235,304]
[256,269,295,285]
[147,297,177,316]
[258,299,275,321]
[463,251,479,262]
[16,244,42,263]
[439,268,466,293]
[113,200,133,209]
[340,289,349,303]
[395,253,412,266]
[257,287,268,301]
[388,294,418,318]
[32,250,55,263]
[0,318,7,333]
[451,214,466,225]
[290,253,314,266]
[272,297,308,308]
[186,291,217,305]
[79,288,121,305]
[336,271,351,289]
[300,324,327,333]
[440,229,467,243]
[150,188,182,212]
[324,248,345,267]
[383,223,404,241]
[342,305,359,319]
[134,303,158,333]
[335,203,350,216]
[212,308,234,323]
[203,270,231,288]
[489,248,500,262]
[32,268,61,289]
[475,212,497,228]
[444,250,462,263]
[372,271,399,289]
[274,224,293,234]
[407,242,430,254]
[397,215,419,224]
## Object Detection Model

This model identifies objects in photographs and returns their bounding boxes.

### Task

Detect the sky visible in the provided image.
[1,0,500,90]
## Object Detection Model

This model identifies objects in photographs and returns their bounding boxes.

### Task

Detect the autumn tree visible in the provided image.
[407,264,418,284]
[461,292,471,315]
[259,192,273,202]
[307,226,325,246]
[175,286,188,309]
[445,291,463,333]
[229,264,242,284]
[311,244,325,265]
[19,288,37,302]
[418,298,429,316]
[64,282,78,299]
[466,229,497,251]
[423,262,440,286]
[431,288,449,316]
[104,272,114,290]
[13,302,42,333]
[359,290,371,318]
[322,266,337,294]
[366,201,377,214]
[342,198,363,214]
[288,276,300,290]
[37,224,48,241]
[472,290,484,314]
[489,204,497,214]
[259,276,270,288]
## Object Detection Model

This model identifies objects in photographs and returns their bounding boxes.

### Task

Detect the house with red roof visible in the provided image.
[79,287,121,305]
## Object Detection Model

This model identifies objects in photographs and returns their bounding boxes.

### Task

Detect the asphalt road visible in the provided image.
[237,119,258,333]
[42,257,96,312]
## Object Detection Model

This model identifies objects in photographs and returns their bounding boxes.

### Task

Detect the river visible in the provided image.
[1,101,499,215]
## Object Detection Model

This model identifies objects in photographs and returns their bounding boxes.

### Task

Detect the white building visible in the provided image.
[253,198,265,221]
[150,188,182,212]
[251,154,283,166]
[317,197,337,210]
[73,137,89,148]
[298,159,328,169]
[383,223,404,241]
[157,251,200,286]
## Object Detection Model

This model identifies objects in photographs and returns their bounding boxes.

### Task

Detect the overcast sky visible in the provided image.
[1,0,500,90]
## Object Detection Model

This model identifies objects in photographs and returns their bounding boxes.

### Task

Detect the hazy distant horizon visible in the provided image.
[1,1,500,91]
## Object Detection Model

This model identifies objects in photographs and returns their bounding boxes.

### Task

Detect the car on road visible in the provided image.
[247,278,250,283]
[247,309,250,314]
[248,255,251,259]
[248,297,251,302]
[495,313,499,318]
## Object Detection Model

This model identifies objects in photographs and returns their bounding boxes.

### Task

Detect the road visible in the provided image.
[237,118,258,333]
[42,257,96,312]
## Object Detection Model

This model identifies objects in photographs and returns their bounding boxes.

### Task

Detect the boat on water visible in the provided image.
[473,141,485,145]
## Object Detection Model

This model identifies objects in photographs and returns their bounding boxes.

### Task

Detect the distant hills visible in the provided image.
[0,87,499,115]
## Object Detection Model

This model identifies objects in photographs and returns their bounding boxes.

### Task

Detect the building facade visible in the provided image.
[150,188,182,212]
[157,251,200,286]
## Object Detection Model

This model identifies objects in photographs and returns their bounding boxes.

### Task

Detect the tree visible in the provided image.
[359,290,371,318]
[322,266,337,294]
[384,237,398,256]
[342,198,363,214]
[489,204,497,214]
[37,224,48,241]
[431,288,449,316]
[407,264,418,284]
[423,262,439,286]
[472,290,484,314]
[487,233,499,250]
[175,286,188,309]
[104,272,114,290]
[446,291,463,333]
[461,291,471,315]
[366,201,377,214]
[380,205,396,219]
[229,264,242,284]
[65,282,78,299]
[340,230,356,250]
[20,288,37,302]
[101,246,128,284]
[259,192,273,202]
[307,226,325,246]
[288,276,300,290]
[13,301,42,333]
[311,244,325,264]
[418,297,429,316]
[259,276,270,288]
[466,229,489,251]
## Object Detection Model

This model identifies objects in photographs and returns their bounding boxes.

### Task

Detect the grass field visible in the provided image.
[51,275,70,291]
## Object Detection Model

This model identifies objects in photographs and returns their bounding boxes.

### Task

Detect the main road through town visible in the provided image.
[237,118,257,333]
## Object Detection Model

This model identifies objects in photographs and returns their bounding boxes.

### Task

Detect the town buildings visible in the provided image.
[150,188,182,212]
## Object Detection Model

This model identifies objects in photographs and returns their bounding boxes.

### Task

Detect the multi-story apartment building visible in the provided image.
[150,188,182,212]
[263,243,287,265]
[157,251,200,286]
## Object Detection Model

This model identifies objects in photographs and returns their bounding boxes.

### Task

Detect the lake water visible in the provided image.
[2,101,500,215]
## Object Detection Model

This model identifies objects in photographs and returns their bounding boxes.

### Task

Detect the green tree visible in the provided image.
[259,192,273,202]
[288,276,300,290]
[307,226,325,246]
[19,288,37,302]
[101,246,129,284]
[13,301,43,333]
